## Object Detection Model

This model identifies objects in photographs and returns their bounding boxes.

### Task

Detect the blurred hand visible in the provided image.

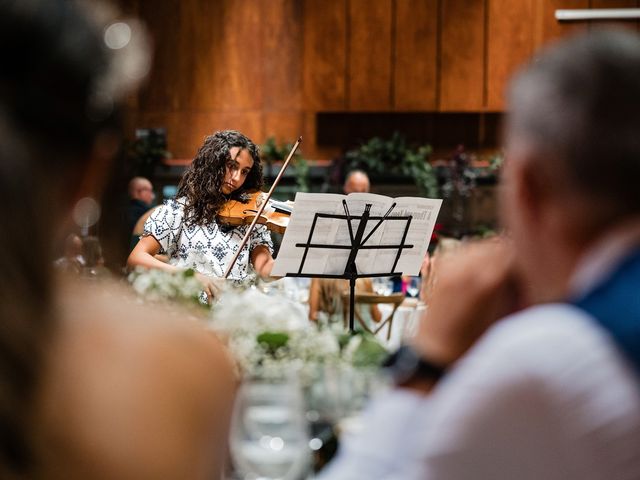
[195,272,223,302]
[412,238,521,366]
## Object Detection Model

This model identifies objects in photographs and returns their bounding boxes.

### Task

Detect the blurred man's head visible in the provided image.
[128,177,155,205]
[343,170,370,194]
[502,29,640,300]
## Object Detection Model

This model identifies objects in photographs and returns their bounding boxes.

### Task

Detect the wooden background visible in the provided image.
[118,0,640,160]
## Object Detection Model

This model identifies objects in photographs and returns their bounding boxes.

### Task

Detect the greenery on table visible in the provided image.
[344,132,439,198]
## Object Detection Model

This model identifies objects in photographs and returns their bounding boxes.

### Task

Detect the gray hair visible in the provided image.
[508,29,640,221]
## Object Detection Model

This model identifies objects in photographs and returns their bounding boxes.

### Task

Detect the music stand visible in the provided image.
[285,199,414,332]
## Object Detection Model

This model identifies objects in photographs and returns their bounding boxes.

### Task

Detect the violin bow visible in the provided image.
[224,136,302,279]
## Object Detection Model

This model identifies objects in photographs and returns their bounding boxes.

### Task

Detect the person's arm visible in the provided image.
[128,236,220,300]
[250,244,277,280]
[128,235,178,273]
[361,278,382,323]
[321,332,558,480]
[308,278,321,322]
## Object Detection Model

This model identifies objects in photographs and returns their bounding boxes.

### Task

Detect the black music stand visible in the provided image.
[285,200,414,332]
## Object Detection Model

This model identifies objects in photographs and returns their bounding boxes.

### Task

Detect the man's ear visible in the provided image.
[513,156,545,226]
[517,153,573,241]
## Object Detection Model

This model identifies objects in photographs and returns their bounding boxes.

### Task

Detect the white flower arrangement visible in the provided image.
[208,286,389,382]
[127,268,390,385]
[128,267,208,309]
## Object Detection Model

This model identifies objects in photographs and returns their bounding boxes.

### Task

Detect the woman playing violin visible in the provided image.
[127,130,276,297]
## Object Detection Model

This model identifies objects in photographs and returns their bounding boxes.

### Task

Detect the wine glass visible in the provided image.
[371,277,393,296]
[406,276,421,298]
[230,372,310,480]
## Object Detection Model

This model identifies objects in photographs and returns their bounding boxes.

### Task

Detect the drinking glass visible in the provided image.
[406,276,421,298]
[371,277,393,296]
[230,372,310,480]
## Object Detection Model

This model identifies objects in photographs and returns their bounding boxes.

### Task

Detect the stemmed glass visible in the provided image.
[371,277,393,296]
[230,372,310,480]
[406,276,421,298]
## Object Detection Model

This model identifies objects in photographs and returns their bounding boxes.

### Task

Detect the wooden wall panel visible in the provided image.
[394,0,438,110]
[303,0,347,110]
[137,0,186,110]
[137,112,264,159]
[261,0,303,111]
[348,0,393,110]
[486,0,535,110]
[182,0,223,110]
[125,0,640,161]
[534,0,589,50]
[210,1,263,111]
[261,0,304,143]
[439,0,486,111]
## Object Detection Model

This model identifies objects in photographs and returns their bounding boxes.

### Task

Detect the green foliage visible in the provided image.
[336,332,352,351]
[262,136,309,193]
[345,132,438,198]
[489,152,504,171]
[125,133,171,178]
[261,137,284,165]
[350,334,389,368]
[257,331,290,354]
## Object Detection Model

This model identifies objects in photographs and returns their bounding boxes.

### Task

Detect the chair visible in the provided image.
[341,292,405,340]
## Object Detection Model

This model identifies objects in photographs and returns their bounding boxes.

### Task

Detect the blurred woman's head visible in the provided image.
[0,0,148,475]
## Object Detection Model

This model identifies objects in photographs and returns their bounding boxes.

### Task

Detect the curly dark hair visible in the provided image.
[176,130,263,226]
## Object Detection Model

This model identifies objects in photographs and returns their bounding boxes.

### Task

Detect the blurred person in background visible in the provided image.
[322,29,640,480]
[53,233,86,275]
[343,169,370,194]
[126,176,155,233]
[0,1,235,479]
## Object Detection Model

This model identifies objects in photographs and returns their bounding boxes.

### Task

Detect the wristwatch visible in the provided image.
[383,345,447,386]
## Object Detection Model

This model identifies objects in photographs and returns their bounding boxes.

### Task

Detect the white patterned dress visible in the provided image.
[143,198,273,284]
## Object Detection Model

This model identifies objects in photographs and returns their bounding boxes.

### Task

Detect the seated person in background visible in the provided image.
[308,278,381,328]
[0,1,236,478]
[53,233,85,274]
[307,170,378,327]
[129,204,165,256]
[343,169,370,194]
[126,176,155,233]
[81,236,111,278]
[321,29,640,480]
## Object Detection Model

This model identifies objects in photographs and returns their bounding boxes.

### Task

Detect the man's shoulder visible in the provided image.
[464,303,640,393]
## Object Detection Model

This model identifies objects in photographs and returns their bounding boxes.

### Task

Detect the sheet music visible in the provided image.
[271,192,442,277]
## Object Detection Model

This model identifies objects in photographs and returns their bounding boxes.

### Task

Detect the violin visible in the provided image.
[223,136,302,278]
[218,191,293,234]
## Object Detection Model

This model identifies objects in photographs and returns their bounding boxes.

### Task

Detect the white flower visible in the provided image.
[127,267,207,308]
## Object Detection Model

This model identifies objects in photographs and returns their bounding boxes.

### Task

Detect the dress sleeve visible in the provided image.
[250,224,274,255]
[142,200,184,255]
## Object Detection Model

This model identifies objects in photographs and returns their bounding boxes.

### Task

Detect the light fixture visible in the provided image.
[556,8,640,21]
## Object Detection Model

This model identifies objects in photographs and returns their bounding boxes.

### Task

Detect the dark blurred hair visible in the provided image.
[0,0,121,475]
[508,29,640,227]
[176,130,263,226]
